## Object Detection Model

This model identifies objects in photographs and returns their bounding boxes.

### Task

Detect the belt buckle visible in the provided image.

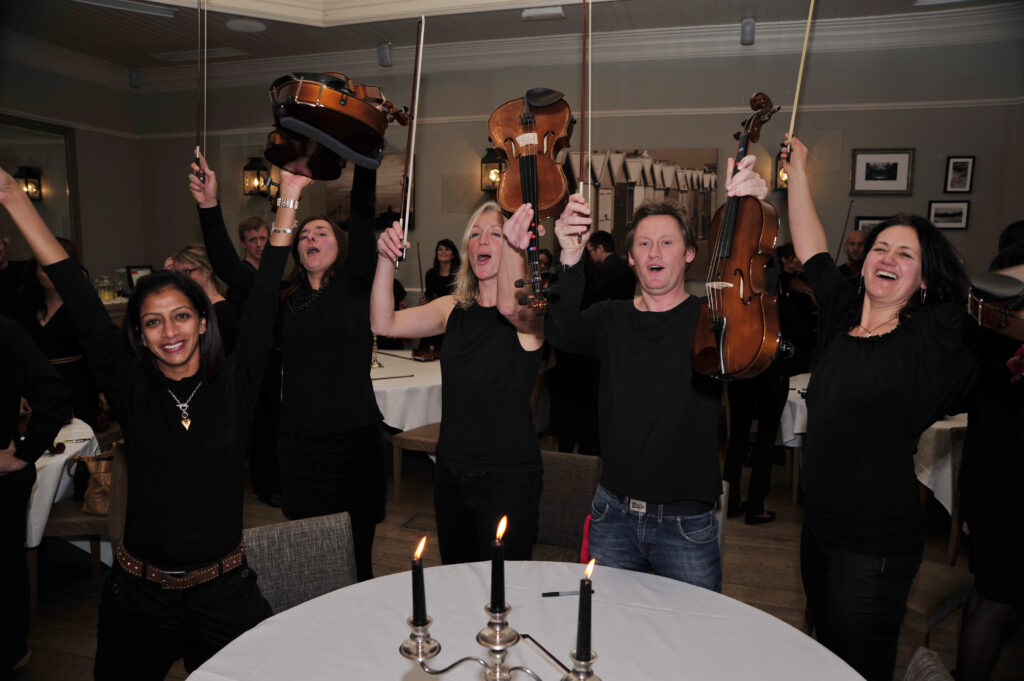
[160,570,186,589]
[629,498,647,513]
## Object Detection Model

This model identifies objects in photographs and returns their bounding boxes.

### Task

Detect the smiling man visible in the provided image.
[539,155,768,590]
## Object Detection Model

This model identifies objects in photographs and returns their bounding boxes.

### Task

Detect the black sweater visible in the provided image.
[545,261,723,504]
[802,253,980,555]
[44,240,288,569]
[0,316,71,463]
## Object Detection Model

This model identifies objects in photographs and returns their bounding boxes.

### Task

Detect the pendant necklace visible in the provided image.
[855,314,899,337]
[167,381,203,430]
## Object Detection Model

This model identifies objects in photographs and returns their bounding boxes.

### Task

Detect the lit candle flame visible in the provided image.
[585,558,596,579]
[496,516,508,541]
[414,536,427,560]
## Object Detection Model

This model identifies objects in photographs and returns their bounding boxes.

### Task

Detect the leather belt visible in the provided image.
[116,543,244,590]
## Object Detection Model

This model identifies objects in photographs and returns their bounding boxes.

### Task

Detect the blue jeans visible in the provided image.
[588,483,722,591]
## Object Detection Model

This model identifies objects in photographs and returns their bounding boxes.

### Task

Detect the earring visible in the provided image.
[920,287,927,303]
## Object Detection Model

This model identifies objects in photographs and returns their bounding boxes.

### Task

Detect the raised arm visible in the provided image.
[190,153,257,298]
[496,204,544,341]
[371,222,453,339]
[544,194,603,356]
[0,166,69,266]
[780,137,829,265]
[344,165,379,287]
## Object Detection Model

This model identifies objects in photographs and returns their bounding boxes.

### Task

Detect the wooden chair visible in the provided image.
[391,422,440,504]
[29,443,127,618]
[903,646,955,681]
[904,559,974,648]
[533,450,602,562]
[242,511,357,614]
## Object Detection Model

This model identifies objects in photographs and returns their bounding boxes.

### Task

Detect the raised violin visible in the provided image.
[692,92,781,379]
[969,272,1024,342]
[264,72,409,181]
[487,88,575,311]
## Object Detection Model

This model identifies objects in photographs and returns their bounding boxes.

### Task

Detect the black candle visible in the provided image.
[490,516,507,612]
[412,537,427,626]
[575,559,596,661]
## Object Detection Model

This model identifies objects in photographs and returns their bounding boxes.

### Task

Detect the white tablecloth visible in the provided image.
[191,561,862,681]
[26,418,100,548]
[372,349,442,431]
[780,373,811,447]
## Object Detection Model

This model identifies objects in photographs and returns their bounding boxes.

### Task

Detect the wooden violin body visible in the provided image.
[969,273,1024,342]
[487,89,574,220]
[265,72,408,180]
[693,92,781,379]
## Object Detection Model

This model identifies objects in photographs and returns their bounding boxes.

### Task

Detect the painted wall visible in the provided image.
[2,33,1022,286]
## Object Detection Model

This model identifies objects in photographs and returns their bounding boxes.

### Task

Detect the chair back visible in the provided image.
[242,512,357,614]
[903,646,954,681]
[534,451,602,561]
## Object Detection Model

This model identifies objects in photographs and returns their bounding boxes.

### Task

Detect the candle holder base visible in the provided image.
[476,603,520,650]
[400,616,441,661]
[560,650,600,681]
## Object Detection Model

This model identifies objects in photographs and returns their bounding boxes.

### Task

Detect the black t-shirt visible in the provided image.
[545,262,723,504]
[424,268,455,301]
[435,303,542,472]
[595,254,636,302]
[44,243,287,569]
[801,252,981,555]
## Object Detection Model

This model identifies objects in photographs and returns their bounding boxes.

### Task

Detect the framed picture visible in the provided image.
[125,265,153,289]
[850,149,914,195]
[944,156,974,193]
[928,201,969,230]
[854,216,887,232]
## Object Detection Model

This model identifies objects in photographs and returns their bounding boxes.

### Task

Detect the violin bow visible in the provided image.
[576,0,592,242]
[785,0,816,153]
[193,0,207,182]
[397,16,426,270]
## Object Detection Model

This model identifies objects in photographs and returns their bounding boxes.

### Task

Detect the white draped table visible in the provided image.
[26,418,100,548]
[191,561,862,681]
[372,349,442,431]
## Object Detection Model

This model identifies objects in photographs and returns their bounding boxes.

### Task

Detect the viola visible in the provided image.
[692,92,782,379]
[969,272,1024,342]
[487,88,575,311]
[264,72,409,181]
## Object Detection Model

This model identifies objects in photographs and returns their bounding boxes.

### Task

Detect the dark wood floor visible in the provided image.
[16,445,1020,680]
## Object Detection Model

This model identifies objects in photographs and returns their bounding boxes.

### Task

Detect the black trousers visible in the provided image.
[277,424,386,582]
[722,366,789,515]
[249,350,281,503]
[93,561,271,680]
[800,523,922,681]
[0,464,35,673]
[434,460,541,566]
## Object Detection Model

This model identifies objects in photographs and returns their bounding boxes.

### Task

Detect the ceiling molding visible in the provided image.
[3,4,1022,94]
[8,96,1022,143]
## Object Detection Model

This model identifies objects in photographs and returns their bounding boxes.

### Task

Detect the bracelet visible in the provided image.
[276,196,300,211]
[270,221,297,234]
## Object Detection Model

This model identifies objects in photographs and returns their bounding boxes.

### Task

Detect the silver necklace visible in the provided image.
[855,314,899,337]
[167,381,202,430]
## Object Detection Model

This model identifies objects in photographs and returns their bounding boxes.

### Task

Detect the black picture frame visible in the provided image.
[854,216,887,232]
[944,156,974,193]
[125,265,153,290]
[928,201,969,230]
[850,149,914,195]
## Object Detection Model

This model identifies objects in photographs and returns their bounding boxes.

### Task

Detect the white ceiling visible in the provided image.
[1,0,1021,70]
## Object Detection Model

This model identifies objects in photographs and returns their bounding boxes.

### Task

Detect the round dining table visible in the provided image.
[26,418,100,548]
[372,349,442,431]
[190,561,862,681]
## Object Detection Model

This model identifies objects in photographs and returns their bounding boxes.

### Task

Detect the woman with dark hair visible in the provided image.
[16,253,101,429]
[782,137,981,681]
[417,238,460,352]
[372,201,544,565]
[192,159,386,582]
[0,159,301,679]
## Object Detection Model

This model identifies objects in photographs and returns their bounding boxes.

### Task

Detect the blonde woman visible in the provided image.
[165,243,239,353]
[371,202,544,564]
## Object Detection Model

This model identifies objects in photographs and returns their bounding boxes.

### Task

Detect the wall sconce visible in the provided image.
[480,148,504,192]
[14,167,43,201]
[242,157,270,196]
[773,149,788,191]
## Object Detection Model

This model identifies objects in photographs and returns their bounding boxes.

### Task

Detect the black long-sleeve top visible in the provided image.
[44,235,288,570]
[278,166,382,437]
[545,261,723,504]
[1,316,71,464]
[801,253,981,555]
[201,213,259,312]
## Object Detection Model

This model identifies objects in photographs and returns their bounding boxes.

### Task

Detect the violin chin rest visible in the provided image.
[524,87,565,108]
[971,272,1024,299]
[279,116,383,171]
